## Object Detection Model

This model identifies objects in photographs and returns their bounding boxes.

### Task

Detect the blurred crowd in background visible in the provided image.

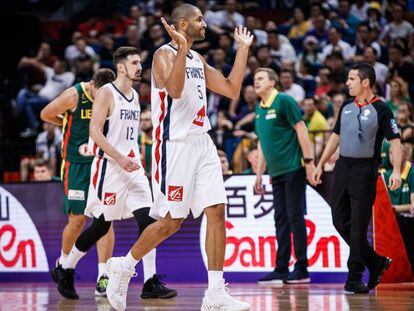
[1,0,414,182]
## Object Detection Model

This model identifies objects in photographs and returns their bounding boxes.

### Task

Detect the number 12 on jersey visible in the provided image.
[126,127,134,140]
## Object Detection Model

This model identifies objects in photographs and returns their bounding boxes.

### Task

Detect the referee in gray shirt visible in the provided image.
[311,63,402,294]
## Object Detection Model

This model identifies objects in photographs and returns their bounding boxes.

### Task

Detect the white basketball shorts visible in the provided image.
[85,156,153,221]
[150,133,228,219]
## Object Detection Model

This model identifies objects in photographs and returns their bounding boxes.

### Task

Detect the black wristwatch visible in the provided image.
[304,158,314,164]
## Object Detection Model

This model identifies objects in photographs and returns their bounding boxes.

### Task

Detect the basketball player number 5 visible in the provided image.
[197,85,203,99]
[126,126,134,140]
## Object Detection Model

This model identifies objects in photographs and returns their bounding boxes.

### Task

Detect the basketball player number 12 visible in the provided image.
[126,126,134,140]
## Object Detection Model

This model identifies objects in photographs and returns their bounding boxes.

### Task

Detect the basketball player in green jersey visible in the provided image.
[41,68,116,296]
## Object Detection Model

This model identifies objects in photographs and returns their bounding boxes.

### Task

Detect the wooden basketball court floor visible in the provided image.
[0,283,414,310]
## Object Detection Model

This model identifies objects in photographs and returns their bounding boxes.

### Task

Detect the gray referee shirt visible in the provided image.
[333,98,400,160]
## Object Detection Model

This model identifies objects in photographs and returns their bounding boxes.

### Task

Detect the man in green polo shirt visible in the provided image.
[254,67,315,284]
[384,145,414,272]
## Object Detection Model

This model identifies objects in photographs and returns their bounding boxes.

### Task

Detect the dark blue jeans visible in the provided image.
[16,88,49,128]
[272,167,308,271]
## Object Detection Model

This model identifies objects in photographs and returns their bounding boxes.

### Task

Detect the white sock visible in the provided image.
[208,270,224,289]
[97,263,107,281]
[58,250,68,266]
[122,251,139,271]
[62,246,86,269]
[143,249,156,282]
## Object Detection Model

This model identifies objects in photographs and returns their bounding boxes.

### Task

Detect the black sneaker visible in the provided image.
[141,274,177,299]
[284,269,311,284]
[258,269,288,284]
[51,266,79,299]
[367,256,392,290]
[95,275,109,297]
[344,280,369,294]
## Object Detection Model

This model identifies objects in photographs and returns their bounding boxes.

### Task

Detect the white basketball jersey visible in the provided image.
[91,83,141,161]
[151,43,211,141]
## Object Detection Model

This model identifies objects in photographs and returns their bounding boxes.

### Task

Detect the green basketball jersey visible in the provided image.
[61,82,94,163]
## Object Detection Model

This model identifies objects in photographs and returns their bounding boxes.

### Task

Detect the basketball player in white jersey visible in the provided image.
[51,47,176,301]
[106,4,253,311]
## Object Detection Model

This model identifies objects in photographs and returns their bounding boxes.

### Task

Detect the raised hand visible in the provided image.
[233,25,254,48]
[160,17,187,48]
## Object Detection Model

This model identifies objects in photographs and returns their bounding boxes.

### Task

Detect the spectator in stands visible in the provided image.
[246,16,267,46]
[381,3,414,46]
[363,46,388,91]
[18,42,58,89]
[306,14,330,49]
[129,5,147,36]
[15,58,74,137]
[73,53,96,84]
[384,144,414,273]
[366,1,385,33]
[33,158,58,181]
[304,97,328,158]
[319,27,354,62]
[142,23,167,68]
[138,109,152,176]
[330,93,346,126]
[229,85,257,122]
[209,48,231,76]
[218,32,236,64]
[242,148,259,174]
[387,77,411,117]
[279,69,305,104]
[137,80,151,110]
[297,60,317,98]
[353,23,381,61]
[315,68,332,98]
[388,45,414,99]
[267,30,297,64]
[331,0,361,45]
[324,52,347,94]
[300,36,323,73]
[350,0,370,22]
[209,0,245,32]
[256,45,280,74]
[396,102,414,143]
[20,122,62,181]
[287,8,311,39]
[243,55,260,86]
[98,34,115,69]
[64,36,97,64]
[218,149,233,175]
[210,110,234,152]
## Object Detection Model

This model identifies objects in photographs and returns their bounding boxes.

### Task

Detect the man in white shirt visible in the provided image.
[280,69,305,104]
[268,30,297,63]
[15,58,74,137]
[363,46,388,90]
[64,36,97,63]
[208,0,244,31]
[319,27,354,62]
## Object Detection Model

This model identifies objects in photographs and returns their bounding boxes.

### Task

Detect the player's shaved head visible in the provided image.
[171,3,199,29]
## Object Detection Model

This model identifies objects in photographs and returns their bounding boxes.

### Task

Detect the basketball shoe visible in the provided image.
[95,275,109,297]
[106,257,136,311]
[141,274,177,299]
[201,279,251,311]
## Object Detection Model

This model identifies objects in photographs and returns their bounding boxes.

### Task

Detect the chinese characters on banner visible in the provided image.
[200,175,349,272]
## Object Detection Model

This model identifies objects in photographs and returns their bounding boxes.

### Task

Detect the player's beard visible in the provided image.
[188,25,205,41]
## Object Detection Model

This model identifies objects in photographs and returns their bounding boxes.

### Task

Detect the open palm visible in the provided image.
[161,17,187,47]
[234,26,254,47]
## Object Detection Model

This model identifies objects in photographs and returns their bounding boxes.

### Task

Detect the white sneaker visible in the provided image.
[201,280,251,311]
[106,257,136,311]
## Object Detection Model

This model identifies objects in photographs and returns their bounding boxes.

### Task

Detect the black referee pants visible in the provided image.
[272,167,308,271]
[331,157,380,281]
